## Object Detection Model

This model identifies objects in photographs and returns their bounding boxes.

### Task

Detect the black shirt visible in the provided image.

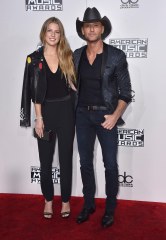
[44,58,69,99]
[78,48,105,106]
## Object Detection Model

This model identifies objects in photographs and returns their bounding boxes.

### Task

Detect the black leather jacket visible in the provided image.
[20,47,72,127]
[73,43,132,124]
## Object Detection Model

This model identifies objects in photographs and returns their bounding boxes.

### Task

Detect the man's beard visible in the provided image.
[84,35,102,43]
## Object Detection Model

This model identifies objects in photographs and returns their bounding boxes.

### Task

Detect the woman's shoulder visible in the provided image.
[26,47,44,64]
[27,47,44,59]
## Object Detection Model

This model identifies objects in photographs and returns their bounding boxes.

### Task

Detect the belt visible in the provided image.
[45,95,70,102]
[80,105,108,111]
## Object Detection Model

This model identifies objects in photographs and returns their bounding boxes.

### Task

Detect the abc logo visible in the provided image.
[121,0,139,4]
[118,172,133,183]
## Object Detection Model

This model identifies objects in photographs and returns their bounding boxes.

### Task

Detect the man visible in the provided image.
[74,7,131,227]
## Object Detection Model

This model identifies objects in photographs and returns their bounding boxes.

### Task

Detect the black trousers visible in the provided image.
[37,95,75,202]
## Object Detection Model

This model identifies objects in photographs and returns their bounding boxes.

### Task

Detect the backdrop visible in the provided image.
[0,0,166,202]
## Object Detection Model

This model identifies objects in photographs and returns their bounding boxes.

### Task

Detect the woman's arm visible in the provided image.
[34,103,44,138]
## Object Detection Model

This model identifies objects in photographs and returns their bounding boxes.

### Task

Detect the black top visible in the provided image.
[44,58,69,99]
[78,48,105,106]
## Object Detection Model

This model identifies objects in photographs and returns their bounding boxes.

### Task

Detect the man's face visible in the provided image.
[81,22,104,43]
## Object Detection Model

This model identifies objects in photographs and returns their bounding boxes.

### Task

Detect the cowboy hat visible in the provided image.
[76,7,112,40]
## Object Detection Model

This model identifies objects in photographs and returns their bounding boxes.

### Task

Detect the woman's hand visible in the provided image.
[35,118,44,138]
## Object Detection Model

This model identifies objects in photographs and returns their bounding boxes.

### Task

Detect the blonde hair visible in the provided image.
[40,17,76,82]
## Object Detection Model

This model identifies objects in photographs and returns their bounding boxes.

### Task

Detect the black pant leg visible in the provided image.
[37,137,56,201]
[57,106,75,202]
[37,96,74,202]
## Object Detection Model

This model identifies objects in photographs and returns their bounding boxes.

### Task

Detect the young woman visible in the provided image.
[20,17,76,219]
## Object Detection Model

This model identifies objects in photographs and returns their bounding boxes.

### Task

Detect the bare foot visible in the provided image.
[44,200,53,219]
[61,202,70,218]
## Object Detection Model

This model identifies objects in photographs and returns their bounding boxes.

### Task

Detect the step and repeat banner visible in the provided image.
[0,0,166,202]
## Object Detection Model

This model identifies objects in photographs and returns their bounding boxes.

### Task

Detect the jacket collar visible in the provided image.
[33,46,44,60]
[76,42,108,69]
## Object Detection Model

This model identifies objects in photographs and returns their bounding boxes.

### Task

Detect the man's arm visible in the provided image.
[101,100,127,130]
[102,50,131,130]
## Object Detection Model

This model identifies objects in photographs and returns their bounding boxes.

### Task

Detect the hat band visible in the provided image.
[82,18,103,23]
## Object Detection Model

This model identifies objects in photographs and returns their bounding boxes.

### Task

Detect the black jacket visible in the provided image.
[20,47,72,127]
[73,43,132,124]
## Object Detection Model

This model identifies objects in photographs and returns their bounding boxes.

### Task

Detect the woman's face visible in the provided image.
[44,22,61,47]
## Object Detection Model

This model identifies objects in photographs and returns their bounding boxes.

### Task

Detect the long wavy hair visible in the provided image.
[40,17,76,82]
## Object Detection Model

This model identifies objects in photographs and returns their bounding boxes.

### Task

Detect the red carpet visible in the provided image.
[0,194,166,240]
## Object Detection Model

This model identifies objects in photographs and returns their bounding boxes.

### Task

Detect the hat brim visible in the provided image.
[76,16,112,40]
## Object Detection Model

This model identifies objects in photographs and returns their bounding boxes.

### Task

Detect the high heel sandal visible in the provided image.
[61,211,70,218]
[44,212,53,219]
[61,202,70,218]
[44,200,53,219]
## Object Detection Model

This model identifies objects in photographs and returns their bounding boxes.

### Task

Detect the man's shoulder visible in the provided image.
[105,43,126,59]
[73,46,86,64]
[105,43,125,56]
[74,46,86,55]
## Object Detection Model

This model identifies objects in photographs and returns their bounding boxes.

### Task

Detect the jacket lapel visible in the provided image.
[101,43,108,80]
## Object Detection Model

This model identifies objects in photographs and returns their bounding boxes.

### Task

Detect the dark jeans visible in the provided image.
[76,107,119,213]
[37,96,75,202]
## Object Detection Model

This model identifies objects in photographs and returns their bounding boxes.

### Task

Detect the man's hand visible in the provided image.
[101,100,128,130]
[101,114,118,130]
